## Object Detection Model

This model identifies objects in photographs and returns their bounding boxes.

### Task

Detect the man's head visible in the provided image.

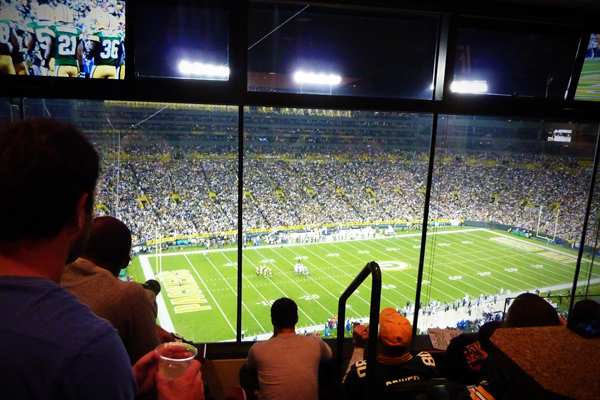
[81,216,132,276]
[378,308,412,356]
[0,118,99,246]
[504,293,560,328]
[271,298,298,330]
[568,299,600,326]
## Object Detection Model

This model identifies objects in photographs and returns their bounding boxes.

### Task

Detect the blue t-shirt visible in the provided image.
[0,276,137,400]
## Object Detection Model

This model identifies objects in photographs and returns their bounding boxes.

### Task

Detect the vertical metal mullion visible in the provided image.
[236,0,249,345]
[411,11,452,336]
[413,113,439,337]
[434,14,452,101]
[564,25,590,102]
[568,124,600,317]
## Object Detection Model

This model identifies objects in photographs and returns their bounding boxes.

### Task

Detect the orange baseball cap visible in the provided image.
[379,308,412,347]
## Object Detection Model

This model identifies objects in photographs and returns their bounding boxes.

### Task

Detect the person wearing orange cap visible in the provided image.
[341,308,439,399]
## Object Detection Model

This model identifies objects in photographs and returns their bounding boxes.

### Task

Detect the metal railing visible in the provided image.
[335,261,382,399]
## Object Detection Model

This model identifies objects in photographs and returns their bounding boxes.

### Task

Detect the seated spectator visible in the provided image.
[342,308,439,400]
[503,293,562,328]
[0,118,204,400]
[244,297,332,400]
[465,294,564,399]
[568,299,600,336]
[442,332,479,386]
[65,223,186,348]
[61,216,161,365]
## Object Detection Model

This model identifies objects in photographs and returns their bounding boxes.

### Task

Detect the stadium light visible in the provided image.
[294,71,341,86]
[179,61,230,79]
[450,80,488,93]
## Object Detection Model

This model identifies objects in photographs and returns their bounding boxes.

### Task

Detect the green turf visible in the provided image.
[575,58,600,101]
[128,228,600,343]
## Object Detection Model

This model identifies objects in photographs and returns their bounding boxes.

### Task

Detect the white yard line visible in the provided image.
[425,234,559,291]
[270,246,362,318]
[356,238,459,301]
[219,252,267,333]
[332,240,412,305]
[297,246,374,311]
[184,255,237,335]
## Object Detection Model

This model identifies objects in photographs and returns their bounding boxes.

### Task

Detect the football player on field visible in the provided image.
[0,7,22,75]
[25,4,55,76]
[86,9,123,79]
[49,4,84,78]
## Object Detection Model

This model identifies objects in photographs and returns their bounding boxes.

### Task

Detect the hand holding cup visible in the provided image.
[155,342,198,380]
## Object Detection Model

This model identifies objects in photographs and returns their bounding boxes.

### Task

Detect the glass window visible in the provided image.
[453,20,580,98]
[0,99,16,125]
[423,115,600,330]
[577,161,600,300]
[23,98,239,343]
[248,3,439,99]
[241,106,433,339]
[135,0,229,80]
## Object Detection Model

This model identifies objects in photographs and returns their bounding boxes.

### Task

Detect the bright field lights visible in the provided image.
[450,80,488,93]
[294,71,341,85]
[179,61,229,78]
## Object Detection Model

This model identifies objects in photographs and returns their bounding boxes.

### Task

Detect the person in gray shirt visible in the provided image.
[245,298,332,400]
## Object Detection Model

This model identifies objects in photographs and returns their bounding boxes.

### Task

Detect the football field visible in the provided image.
[129,228,599,343]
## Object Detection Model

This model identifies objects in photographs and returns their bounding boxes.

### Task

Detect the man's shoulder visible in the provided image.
[63,259,145,297]
[0,276,116,346]
[0,278,135,400]
[62,258,113,286]
[302,333,330,345]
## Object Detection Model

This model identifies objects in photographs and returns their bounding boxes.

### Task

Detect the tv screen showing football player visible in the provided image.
[0,0,125,79]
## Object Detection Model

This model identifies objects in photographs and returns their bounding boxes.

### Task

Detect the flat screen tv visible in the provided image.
[0,0,126,79]
[574,33,600,101]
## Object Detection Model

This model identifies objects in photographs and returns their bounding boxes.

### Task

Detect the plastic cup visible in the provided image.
[156,342,198,380]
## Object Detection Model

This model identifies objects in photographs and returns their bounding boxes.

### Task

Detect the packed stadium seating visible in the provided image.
[77,103,597,247]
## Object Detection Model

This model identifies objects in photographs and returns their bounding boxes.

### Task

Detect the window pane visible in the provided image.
[454,20,580,98]
[242,107,433,340]
[424,115,599,331]
[248,3,439,99]
[23,98,239,343]
[135,0,229,80]
[578,162,600,300]
[0,99,15,124]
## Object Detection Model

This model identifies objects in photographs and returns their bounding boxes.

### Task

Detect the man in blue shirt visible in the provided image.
[0,118,204,400]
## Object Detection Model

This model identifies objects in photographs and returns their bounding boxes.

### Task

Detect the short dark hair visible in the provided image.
[0,118,99,242]
[271,298,298,329]
[569,299,600,325]
[82,216,132,275]
[504,293,559,328]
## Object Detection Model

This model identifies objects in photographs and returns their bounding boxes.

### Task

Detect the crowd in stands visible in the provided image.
[92,140,596,247]
[70,103,599,247]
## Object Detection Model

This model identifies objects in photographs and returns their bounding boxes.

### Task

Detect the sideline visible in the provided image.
[140,256,175,332]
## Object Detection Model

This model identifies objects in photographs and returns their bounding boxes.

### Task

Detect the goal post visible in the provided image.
[155,228,162,277]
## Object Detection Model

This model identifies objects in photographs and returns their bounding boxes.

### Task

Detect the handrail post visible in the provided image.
[335,261,381,400]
